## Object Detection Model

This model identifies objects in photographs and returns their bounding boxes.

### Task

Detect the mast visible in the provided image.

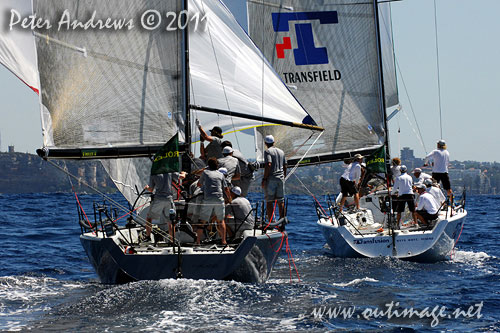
[373,0,390,165]
[182,0,192,173]
[373,0,396,254]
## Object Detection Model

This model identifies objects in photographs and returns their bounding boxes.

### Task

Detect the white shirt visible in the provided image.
[427,186,446,205]
[341,163,352,180]
[392,173,414,195]
[391,165,401,181]
[425,149,449,173]
[349,162,362,182]
[417,192,440,215]
[414,172,432,185]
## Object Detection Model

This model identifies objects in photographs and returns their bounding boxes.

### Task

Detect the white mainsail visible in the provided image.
[248,0,399,164]
[0,0,39,93]
[12,0,318,206]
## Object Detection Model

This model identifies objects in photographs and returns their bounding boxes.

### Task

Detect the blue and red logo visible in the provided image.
[272,11,338,66]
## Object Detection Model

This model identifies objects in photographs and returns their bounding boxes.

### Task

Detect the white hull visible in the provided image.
[317,192,467,262]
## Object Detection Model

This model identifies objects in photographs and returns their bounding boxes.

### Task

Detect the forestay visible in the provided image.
[248,0,399,164]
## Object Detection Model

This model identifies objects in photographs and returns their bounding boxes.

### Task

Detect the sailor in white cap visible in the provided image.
[217,145,241,185]
[412,167,432,186]
[220,140,256,197]
[262,134,287,221]
[415,183,440,226]
[424,139,452,202]
[424,178,446,206]
[225,186,255,238]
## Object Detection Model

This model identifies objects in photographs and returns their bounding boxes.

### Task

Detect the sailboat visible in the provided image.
[247,0,467,261]
[0,0,322,283]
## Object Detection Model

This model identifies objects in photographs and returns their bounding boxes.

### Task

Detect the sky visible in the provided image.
[0,0,499,162]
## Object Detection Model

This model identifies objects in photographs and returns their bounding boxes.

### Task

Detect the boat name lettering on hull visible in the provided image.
[353,238,390,245]
[282,70,341,84]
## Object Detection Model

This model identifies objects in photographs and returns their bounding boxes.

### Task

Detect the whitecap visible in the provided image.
[331,277,379,287]
[451,250,493,264]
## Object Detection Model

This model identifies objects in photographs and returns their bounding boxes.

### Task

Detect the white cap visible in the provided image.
[222,146,233,154]
[400,165,407,173]
[218,167,227,175]
[416,183,426,190]
[413,168,422,173]
[231,186,241,196]
[424,178,433,186]
[264,135,275,144]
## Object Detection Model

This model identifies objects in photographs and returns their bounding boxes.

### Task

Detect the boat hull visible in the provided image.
[80,230,286,284]
[318,211,466,262]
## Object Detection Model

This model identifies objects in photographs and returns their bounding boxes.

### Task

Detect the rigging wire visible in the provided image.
[379,5,427,154]
[285,131,324,182]
[200,0,242,152]
[433,0,444,140]
[43,159,177,244]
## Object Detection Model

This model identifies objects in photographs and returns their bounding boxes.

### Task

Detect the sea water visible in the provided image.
[0,193,498,331]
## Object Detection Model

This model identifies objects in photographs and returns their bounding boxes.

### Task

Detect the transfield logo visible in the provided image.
[272,11,338,66]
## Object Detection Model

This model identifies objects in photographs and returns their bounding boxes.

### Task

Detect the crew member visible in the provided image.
[144,172,181,242]
[424,178,446,207]
[338,154,363,212]
[221,140,255,197]
[413,168,432,186]
[198,120,224,160]
[226,186,255,238]
[261,135,286,222]
[197,157,231,245]
[415,183,440,226]
[217,146,241,185]
[424,140,452,202]
[391,165,417,227]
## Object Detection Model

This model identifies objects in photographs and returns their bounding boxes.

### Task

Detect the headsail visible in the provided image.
[0,0,39,93]
[248,0,399,165]
[189,0,320,144]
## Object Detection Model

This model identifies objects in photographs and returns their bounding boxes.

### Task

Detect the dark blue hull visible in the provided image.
[80,231,286,284]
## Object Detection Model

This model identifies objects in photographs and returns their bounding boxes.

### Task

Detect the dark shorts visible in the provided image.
[340,177,357,196]
[432,172,451,190]
[395,194,415,212]
[417,209,439,223]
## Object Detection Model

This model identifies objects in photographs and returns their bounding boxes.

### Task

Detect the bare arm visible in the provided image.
[198,125,214,142]
[261,162,271,188]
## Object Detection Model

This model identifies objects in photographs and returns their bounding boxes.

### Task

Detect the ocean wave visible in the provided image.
[331,277,379,287]
[0,275,85,331]
[451,250,494,264]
